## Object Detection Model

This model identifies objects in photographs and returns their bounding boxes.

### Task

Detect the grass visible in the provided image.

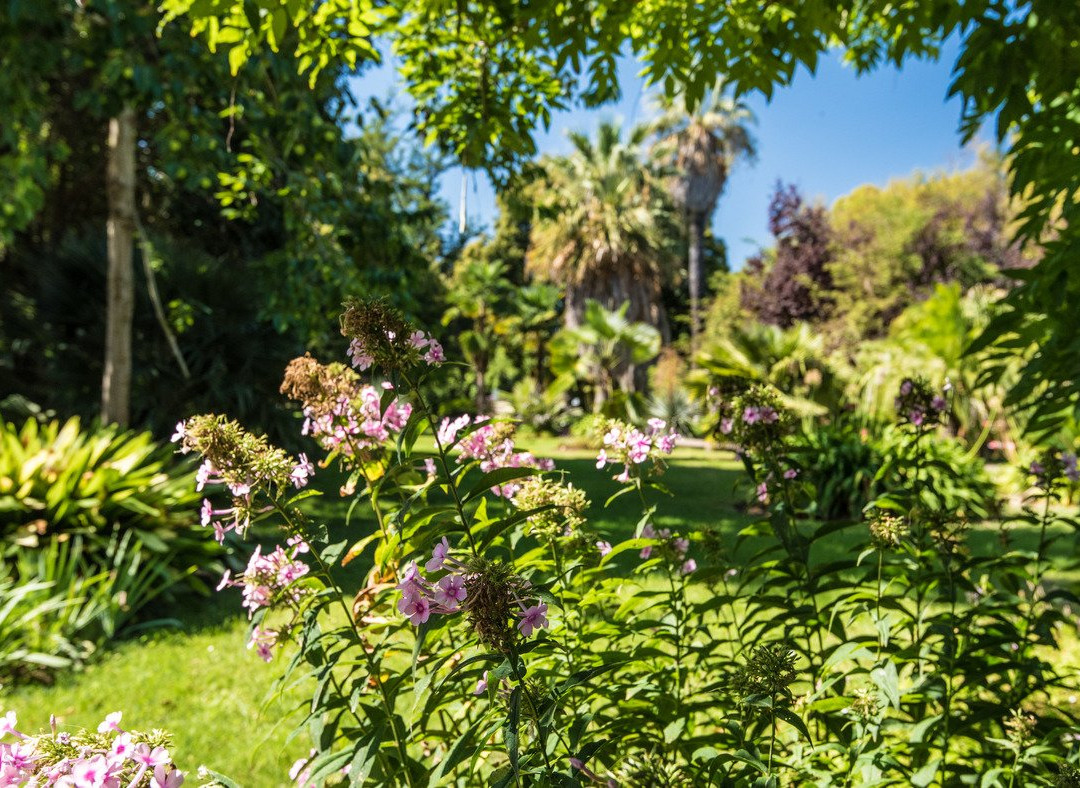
[2,614,308,784]
[4,438,1079,783]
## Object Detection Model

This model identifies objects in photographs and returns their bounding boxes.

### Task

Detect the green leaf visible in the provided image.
[505,686,522,774]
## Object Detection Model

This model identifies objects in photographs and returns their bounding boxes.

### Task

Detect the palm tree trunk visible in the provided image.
[688,210,707,361]
[101,106,136,427]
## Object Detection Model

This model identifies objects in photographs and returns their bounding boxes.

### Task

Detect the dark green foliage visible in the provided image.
[0,417,218,588]
[796,417,999,521]
[0,416,219,682]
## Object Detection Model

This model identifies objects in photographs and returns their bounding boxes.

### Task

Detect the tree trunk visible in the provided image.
[688,210,707,361]
[101,106,136,427]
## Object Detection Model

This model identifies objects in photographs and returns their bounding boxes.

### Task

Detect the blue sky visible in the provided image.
[350,35,985,268]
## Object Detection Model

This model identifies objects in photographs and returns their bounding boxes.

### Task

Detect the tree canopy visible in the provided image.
[161,0,1080,432]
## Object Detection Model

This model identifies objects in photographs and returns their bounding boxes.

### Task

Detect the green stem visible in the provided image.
[273,497,416,786]
[507,649,558,778]
[402,371,479,555]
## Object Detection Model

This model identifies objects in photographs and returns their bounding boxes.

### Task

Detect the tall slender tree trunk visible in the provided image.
[101,106,136,427]
[688,210,707,361]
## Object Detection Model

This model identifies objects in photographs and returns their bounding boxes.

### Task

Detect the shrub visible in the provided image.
[0,416,219,593]
[796,416,999,520]
[0,534,180,683]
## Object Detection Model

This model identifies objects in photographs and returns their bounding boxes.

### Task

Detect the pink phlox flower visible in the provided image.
[596,541,612,557]
[474,670,489,695]
[227,481,251,497]
[759,406,779,424]
[783,468,799,480]
[627,434,650,465]
[110,733,136,760]
[169,420,186,443]
[215,570,232,592]
[70,754,118,787]
[396,561,425,596]
[408,330,429,349]
[425,537,451,572]
[434,574,467,610]
[423,340,445,364]
[347,338,373,370]
[756,482,769,504]
[3,741,37,772]
[720,417,733,435]
[287,535,310,555]
[423,458,437,477]
[595,449,608,469]
[900,380,913,396]
[150,765,185,788]
[657,433,678,453]
[401,594,432,626]
[910,410,925,426]
[742,406,761,425]
[673,537,689,558]
[211,519,237,544]
[614,468,630,484]
[194,461,219,492]
[132,745,171,769]
[97,712,123,734]
[0,711,19,739]
[289,749,317,787]
[199,499,214,527]
[646,418,666,434]
[247,626,278,663]
[931,395,947,412]
[517,603,549,637]
[290,453,315,488]
[437,414,472,448]
[169,421,188,452]
[236,545,310,616]
[681,558,697,575]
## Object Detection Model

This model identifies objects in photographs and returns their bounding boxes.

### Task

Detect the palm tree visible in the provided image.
[526,122,680,336]
[548,300,661,413]
[651,86,756,355]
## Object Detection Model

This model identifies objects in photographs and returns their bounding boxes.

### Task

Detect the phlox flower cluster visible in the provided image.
[638,524,696,575]
[347,330,443,371]
[173,415,303,542]
[510,477,589,542]
[216,539,311,661]
[435,416,554,497]
[752,467,799,505]
[894,377,948,428]
[722,385,792,453]
[0,711,184,787]
[396,539,550,647]
[279,354,412,462]
[1029,449,1080,489]
[301,384,412,457]
[340,298,443,373]
[595,418,679,483]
